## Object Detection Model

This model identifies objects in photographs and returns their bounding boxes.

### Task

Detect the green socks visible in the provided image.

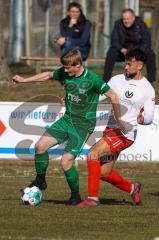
[64,165,79,192]
[35,151,49,175]
[35,153,79,193]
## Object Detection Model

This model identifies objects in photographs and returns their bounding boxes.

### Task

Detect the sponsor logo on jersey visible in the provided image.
[125,91,133,98]
[68,93,82,103]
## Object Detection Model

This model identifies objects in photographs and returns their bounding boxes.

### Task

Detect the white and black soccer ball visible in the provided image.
[21,186,42,206]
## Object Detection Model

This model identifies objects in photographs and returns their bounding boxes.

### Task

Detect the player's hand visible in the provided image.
[56,37,66,46]
[60,97,66,106]
[12,75,26,84]
[137,113,144,124]
[137,108,144,124]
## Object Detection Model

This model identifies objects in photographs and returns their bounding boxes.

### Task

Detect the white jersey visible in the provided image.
[101,74,155,141]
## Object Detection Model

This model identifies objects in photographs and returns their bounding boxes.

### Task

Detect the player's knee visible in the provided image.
[87,148,99,160]
[61,158,73,170]
[35,142,46,154]
[101,168,111,178]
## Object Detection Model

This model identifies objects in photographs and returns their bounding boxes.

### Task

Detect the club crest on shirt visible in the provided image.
[79,88,86,94]
[125,91,133,98]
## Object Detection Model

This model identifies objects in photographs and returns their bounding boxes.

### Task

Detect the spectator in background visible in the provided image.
[55,2,91,60]
[103,8,156,84]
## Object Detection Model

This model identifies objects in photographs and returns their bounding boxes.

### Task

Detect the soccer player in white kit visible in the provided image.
[78,47,155,207]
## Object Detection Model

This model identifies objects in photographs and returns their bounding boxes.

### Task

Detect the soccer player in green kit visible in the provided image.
[13,49,120,205]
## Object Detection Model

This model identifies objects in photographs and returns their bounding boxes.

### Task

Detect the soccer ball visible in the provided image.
[21,186,42,206]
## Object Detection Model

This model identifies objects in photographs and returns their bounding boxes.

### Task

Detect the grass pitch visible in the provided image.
[0,160,159,240]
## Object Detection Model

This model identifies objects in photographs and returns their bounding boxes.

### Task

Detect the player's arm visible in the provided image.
[137,94,155,125]
[60,96,66,106]
[95,76,122,126]
[99,79,120,119]
[12,71,53,84]
[104,88,122,124]
[99,94,107,102]
[99,79,113,102]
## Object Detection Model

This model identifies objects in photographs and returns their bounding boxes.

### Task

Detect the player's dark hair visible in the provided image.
[125,48,147,63]
[122,8,135,15]
[60,49,82,66]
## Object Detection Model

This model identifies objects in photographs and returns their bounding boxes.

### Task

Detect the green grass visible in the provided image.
[0,160,159,240]
[0,64,159,239]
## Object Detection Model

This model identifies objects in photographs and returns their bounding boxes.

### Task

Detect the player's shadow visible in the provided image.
[100,198,134,206]
[43,197,132,205]
[0,198,19,201]
[0,198,68,206]
[43,199,67,205]
[43,198,135,206]
[147,192,159,196]
[0,198,138,206]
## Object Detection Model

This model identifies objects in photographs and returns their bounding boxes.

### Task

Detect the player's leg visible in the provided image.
[61,125,90,205]
[87,139,112,198]
[101,165,141,205]
[27,132,58,190]
[78,138,111,206]
[100,128,141,204]
[61,151,81,205]
[78,127,141,206]
[101,162,132,193]
[26,116,68,190]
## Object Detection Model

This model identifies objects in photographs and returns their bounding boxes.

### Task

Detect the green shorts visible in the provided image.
[47,114,91,157]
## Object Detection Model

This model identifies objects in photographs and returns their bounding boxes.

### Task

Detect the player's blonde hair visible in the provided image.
[60,49,82,66]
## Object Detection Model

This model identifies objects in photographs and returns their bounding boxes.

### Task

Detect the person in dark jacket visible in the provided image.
[56,2,91,60]
[103,8,156,84]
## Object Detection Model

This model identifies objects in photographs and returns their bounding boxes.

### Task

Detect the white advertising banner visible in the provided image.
[0,102,158,161]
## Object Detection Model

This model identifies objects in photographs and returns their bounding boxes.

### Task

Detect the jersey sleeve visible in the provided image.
[53,67,65,84]
[99,77,115,102]
[143,87,155,125]
[92,73,110,94]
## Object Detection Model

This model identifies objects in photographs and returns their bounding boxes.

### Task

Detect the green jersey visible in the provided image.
[53,67,110,131]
